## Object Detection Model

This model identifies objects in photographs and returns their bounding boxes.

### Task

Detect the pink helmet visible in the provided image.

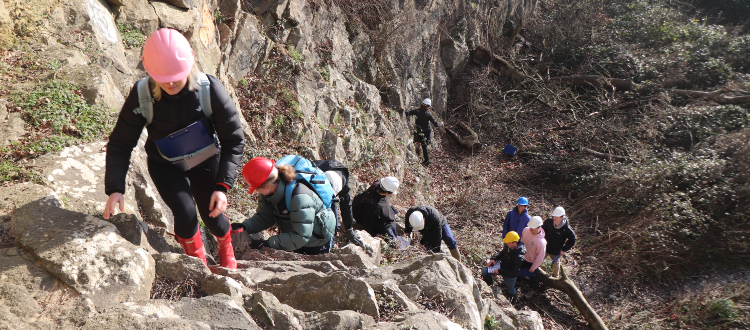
[142,28,194,83]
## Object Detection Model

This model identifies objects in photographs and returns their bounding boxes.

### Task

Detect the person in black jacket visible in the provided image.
[352,177,400,240]
[405,98,443,166]
[103,29,244,269]
[313,159,366,248]
[541,206,576,277]
[481,231,525,298]
[404,206,461,261]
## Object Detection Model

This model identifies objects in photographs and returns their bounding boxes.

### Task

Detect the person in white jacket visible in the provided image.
[519,216,546,289]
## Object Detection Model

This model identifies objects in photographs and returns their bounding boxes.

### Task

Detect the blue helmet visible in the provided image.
[517,197,529,206]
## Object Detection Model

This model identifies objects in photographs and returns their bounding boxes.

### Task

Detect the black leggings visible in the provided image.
[147,156,230,239]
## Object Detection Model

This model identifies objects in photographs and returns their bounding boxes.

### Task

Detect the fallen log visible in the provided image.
[581,147,629,162]
[471,46,530,82]
[445,121,481,150]
[550,75,636,91]
[535,265,609,330]
[670,89,750,105]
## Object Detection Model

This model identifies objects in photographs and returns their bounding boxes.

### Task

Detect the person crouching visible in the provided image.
[231,157,336,255]
[481,231,525,299]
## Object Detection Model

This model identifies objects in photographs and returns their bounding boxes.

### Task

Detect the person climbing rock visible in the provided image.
[312,159,367,248]
[405,98,443,166]
[519,216,547,290]
[104,28,244,269]
[502,197,531,239]
[481,231,526,300]
[232,157,336,255]
[542,206,576,278]
[404,205,461,261]
[352,177,400,240]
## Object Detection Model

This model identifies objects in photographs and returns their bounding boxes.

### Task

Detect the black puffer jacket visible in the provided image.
[490,242,526,278]
[352,180,396,237]
[541,217,576,255]
[404,206,448,252]
[405,108,440,143]
[105,75,245,195]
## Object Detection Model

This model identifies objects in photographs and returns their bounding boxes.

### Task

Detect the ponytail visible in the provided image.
[276,164,296,183]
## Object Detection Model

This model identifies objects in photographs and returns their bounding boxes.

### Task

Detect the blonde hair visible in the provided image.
[149,66,201,101]
[258,164,296,189]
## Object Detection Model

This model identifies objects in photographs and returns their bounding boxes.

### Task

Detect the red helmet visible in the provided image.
[242,157,274,194]
[142,28,194,83]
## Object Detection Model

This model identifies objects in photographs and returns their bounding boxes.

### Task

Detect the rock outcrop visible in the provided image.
[0,0,542,328]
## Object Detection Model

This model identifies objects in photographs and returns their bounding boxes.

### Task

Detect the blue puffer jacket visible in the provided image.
[502,206,530,239]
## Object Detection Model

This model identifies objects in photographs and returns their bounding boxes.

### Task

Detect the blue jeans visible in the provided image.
[481,266,518,295]
[441,223,458,250]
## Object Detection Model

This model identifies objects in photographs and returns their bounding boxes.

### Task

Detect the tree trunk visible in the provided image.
[535,265,609,330]
[445,121,481,149]
[581,147,629,162]
[671,89,750,104]
[550,75,636,91]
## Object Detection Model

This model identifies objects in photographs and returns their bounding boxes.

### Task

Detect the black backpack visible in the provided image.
[312,159,349,180]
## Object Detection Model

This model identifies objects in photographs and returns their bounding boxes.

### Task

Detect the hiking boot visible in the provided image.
[422,160,431,167]
[214,231,237,269]
[176,230,207,266]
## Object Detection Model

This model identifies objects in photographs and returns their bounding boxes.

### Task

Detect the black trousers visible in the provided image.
[414,128,431,163]
[147,155,230,239]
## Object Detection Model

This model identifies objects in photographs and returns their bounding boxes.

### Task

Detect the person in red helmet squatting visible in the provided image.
[231,157,337,255]
[104,28,245,269]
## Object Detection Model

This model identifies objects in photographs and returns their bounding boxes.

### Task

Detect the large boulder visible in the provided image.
[225,13,268,85]
[82,294,261,330]
[153,252,212,283]
[365,254,483,329]
[258,271,379,317]
[247,289,375,330]
[10,200,155,309]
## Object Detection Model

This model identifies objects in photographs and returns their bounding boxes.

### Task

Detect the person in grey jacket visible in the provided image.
[231,157,336,255]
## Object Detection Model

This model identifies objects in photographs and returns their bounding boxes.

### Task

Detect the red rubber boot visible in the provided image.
[214,231,237,269]
[176,230,207,266]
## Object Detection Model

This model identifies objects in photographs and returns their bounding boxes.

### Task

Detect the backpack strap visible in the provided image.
[133,77,154,124]
[196,72,212,119]
[133,73,212,124]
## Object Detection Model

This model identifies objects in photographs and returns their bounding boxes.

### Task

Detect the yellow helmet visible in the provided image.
[503,231,520,243]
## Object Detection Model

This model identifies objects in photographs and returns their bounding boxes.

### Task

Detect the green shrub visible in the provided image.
[705,299,739,320]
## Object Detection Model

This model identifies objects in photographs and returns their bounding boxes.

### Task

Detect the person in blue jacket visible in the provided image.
[502,197,531,239]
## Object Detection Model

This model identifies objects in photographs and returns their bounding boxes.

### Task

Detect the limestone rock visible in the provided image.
[259,271,379,317]
[54,64,125,112]
[150,1,193,33]
[11,201,155,309]
[0,183,61,212]
[375,310,466,330]
[106,213,154,252]
[0,100,24,146]
[200,274,245,303]
[226,13,267,85]
[154,252,212,283]
[82,294,260,329]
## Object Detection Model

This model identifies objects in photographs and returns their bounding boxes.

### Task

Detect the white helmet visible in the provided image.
[550,206,566,217]
[422,98,431,107]
[380,176,399,195]
[528,216,543,229]
[325,171,343,195]
[409,211,425,230]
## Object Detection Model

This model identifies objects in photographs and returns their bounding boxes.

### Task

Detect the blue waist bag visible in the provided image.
[154,120,219,171]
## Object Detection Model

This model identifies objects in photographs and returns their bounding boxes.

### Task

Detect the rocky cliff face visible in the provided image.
[0,0,540,329]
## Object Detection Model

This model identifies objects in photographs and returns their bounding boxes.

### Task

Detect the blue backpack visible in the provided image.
[275,155,335,210]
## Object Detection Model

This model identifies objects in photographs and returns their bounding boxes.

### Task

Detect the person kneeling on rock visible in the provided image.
[230,157,336,255]
[404,205,461,261]
[481,231,525,299]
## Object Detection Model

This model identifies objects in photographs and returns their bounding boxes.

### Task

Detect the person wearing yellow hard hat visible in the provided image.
[481,231,526,300]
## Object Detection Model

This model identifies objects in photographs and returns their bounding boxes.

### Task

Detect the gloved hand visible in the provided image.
[344,228,364,247]
[230,222,245,233]
[250,239,268,249]
[438,122,444,127]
